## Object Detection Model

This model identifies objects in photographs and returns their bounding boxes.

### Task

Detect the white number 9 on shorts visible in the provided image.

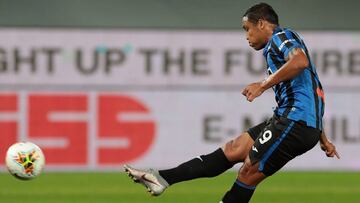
[259,130,272,144]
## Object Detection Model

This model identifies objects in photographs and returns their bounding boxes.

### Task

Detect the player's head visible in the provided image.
[242,3,279,50]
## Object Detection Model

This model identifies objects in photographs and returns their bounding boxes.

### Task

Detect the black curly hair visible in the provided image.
[243,3,279,25]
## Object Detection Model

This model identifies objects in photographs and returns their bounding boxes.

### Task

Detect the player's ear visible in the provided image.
[257,19,265,30]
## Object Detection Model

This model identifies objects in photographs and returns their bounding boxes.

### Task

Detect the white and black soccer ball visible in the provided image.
[5,142,45,180]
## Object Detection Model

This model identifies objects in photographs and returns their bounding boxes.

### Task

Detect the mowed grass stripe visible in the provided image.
[0,172,358,203]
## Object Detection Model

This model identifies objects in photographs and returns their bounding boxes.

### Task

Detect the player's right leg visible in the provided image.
[158,132,255,184]
[124,132,255,196]
[124,120,267,196]
[124,164,169,196]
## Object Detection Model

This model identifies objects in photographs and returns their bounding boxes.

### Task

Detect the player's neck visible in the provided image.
[263,24,278,44]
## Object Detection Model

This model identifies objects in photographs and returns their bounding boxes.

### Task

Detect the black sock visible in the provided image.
[221,180,256,203]
[159,148,234,185]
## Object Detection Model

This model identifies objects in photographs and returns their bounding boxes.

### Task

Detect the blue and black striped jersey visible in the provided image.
[263,26,324,130]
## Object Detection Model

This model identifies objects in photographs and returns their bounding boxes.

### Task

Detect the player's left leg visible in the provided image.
[221,115,321,203]
[221,156,266,203]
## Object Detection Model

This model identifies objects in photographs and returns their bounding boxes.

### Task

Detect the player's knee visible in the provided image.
[239,161,251,177]
[238,158,266,186]
[223,140,246,162]
[239,158,258,178]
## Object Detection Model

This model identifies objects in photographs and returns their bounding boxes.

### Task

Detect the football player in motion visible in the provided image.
[124,3,340,203]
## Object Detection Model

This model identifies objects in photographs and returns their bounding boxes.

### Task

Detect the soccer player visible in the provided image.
[124,3,340,203]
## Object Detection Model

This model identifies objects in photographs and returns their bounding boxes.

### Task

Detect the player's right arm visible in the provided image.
[319,131,340,159]
[242,47,308,102]
[242,30,308,102]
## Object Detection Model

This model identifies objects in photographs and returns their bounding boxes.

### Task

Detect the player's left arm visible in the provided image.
[319,131,340,159]
[243,47,308,102]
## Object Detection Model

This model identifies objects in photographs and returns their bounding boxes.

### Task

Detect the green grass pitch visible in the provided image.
[0,172,358,203]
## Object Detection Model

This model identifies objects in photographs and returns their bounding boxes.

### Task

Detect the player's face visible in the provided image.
[242,17,268,50]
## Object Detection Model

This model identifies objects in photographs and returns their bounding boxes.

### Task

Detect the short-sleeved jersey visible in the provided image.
[263,26,324,130]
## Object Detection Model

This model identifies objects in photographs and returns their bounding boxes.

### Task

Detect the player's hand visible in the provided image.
[320,140,340,159]
[242,82,266,102]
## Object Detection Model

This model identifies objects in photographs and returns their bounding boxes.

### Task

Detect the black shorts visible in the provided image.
[247,114,320,176]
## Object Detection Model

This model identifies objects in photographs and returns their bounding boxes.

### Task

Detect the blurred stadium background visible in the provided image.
[0,0,359,202]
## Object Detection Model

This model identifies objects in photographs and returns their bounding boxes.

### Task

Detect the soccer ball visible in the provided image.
[5,142,45,180]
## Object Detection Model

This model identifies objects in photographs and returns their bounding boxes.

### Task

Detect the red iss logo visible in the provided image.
[0,93,156,169]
